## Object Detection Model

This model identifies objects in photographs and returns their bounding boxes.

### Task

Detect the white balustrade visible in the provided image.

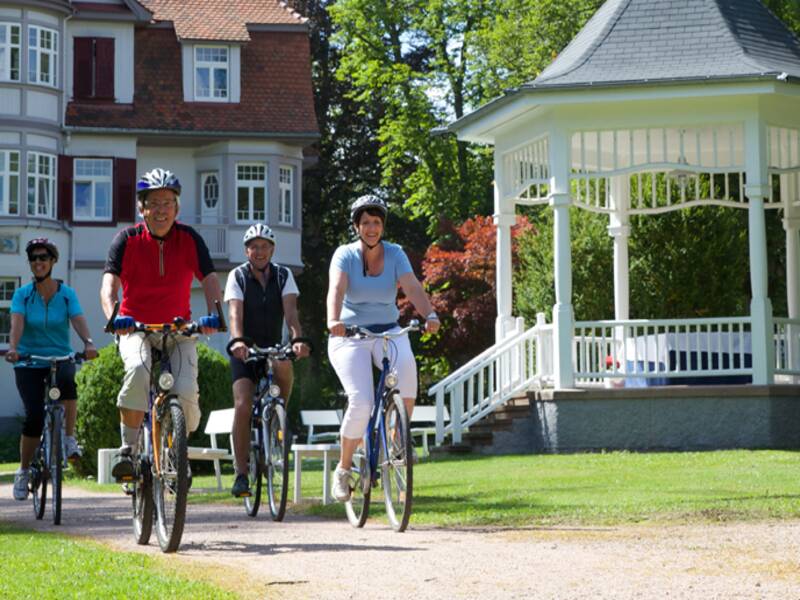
[774,318,800,375]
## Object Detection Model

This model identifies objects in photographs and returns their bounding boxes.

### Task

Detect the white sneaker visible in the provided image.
[332,466,352,502]
[13,468,30,501]
[65,436,82,460]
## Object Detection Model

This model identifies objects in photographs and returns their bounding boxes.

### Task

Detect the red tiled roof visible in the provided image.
[138,0,305,41]
[65,28,318,136]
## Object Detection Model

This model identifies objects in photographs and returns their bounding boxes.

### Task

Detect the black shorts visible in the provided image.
[230,356,266,384]
[14,363,77,438]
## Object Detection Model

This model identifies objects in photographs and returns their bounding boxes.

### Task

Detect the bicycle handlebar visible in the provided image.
[104,300,228,335]
[15,352,88,364]
[343,320,421,339]
[225,336,299,362]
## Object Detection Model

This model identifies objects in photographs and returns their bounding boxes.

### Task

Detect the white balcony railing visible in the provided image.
[194,224,227,258]
[774,318,800,376]
[574,317,753,384]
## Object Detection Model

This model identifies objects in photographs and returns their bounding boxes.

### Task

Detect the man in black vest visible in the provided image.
[224,223,310,497]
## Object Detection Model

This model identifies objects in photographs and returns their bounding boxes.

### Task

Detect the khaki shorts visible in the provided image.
[116,332,202,433]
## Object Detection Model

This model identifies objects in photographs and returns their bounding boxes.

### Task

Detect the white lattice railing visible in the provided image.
[573,317,753,383]
[428,316,553,445]
[503,135,550,204]
[774,318,800,375]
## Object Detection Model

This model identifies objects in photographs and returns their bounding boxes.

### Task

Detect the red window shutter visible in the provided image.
[57,155,74,222]
[114,158,137,222]
[73,38,93,99]
[95,38,115,100]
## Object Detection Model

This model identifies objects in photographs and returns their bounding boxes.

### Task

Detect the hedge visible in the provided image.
[74,341,233,477]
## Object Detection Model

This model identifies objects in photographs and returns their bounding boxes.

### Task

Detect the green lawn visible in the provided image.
[5,451,800,527]
[0,523,238,599]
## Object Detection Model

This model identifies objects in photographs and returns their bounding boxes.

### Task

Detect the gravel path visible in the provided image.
[1,483,799,599]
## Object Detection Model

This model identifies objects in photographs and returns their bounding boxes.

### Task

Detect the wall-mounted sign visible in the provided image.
[0,235,19,254]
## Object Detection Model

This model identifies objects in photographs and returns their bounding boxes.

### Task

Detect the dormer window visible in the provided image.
[194,46,228,101]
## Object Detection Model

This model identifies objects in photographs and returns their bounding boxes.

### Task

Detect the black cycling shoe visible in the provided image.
[111,448,134,483]
[231,473,251,498]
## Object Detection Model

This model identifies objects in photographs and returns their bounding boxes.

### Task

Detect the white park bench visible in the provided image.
[187,408,235,491]
[411,405,450,457]
[291,409,342,504]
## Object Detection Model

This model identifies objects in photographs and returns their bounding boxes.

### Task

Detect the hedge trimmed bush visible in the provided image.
[74,341,233,477]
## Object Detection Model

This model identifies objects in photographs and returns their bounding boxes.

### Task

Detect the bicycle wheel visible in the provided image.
[50,408,63,526]
[153,399,188,553]
[132,426,153,545]
[344,438,371,528]
[381,392,413,532]
[31,443,47,520]
[265,403,289,521]
[243,419,263,518]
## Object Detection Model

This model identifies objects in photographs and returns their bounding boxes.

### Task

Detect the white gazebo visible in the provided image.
[430,0,800,449]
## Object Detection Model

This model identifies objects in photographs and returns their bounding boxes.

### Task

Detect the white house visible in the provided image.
[0,0,318,432]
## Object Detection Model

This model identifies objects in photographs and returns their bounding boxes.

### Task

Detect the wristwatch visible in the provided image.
[84,338,95,345]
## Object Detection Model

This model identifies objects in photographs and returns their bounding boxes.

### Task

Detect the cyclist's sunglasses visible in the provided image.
[29,253,52,262]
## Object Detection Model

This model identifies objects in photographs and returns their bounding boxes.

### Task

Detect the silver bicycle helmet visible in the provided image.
[350,194,388,224]
[136,168,182,199]
[26,237,59,261]
[243,223,276,247]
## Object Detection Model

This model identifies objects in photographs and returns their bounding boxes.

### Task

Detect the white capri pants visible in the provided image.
[116,332,202,433]
[328,327,418,440]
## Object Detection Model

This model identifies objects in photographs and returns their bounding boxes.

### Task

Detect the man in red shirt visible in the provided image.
[100,168,223,481]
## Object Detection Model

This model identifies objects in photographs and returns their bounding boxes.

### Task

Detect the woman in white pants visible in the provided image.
[327,195,440,502]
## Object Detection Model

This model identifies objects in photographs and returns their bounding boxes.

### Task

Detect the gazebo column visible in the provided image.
[608,176,631,321]
[783,195,800,372]
[493,179,516,343]
[549,128,574,389]
[745,117,775,385]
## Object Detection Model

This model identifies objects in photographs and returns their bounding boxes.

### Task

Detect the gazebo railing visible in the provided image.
[573,317,753,383]
[428,316,553,445]
[774,318,800,376]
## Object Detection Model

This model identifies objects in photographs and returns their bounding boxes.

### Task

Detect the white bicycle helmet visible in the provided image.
[243,223,276,247]
[136,168,182,199]
[350,194,388,224]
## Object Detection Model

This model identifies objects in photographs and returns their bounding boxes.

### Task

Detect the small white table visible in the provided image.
[291,443,341,505]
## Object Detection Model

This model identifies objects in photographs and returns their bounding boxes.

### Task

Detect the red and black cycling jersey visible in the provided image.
[104,222,215,323]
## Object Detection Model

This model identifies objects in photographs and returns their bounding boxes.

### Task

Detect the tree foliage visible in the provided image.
[401,215,531,377]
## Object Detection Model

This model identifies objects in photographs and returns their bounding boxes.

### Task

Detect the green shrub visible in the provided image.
[75,341,233,477]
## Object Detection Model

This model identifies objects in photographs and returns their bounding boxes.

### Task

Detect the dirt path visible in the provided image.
[1,482,799,599]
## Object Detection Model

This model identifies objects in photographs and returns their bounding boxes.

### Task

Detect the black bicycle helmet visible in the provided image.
[26,237,59,261]
[350,194,388,225]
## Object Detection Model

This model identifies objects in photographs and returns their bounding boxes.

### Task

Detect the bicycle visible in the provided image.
[225,337,311,520]
[342,320,419,532]
[105,301,226,553]
[19,352,87,526]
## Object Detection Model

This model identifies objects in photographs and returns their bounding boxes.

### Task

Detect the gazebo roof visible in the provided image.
[534,0,800,88]
[442,0,800,141]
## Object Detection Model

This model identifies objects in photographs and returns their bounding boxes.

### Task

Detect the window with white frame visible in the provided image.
[202,172,219,209]
[28,25,58,86]
[195,46,228,100]
[74,158,113,221]
[0,277,19,345]
[27,152,56,218]
[278,165,293,225]
[0,150,19,216]
[0,23,21,82]
[236,163,266,222]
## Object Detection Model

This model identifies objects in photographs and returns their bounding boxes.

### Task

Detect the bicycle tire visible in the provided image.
[132,426,154,545]
[381,392,413,532]
[153,399,189,553]
[50,408,63,526]
[244,418,263,518]
[265,403,289,521]
[344,438,371,528]
[31,443,46,520]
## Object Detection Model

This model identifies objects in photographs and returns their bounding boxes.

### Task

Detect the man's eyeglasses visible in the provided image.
[29,253,51,262]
